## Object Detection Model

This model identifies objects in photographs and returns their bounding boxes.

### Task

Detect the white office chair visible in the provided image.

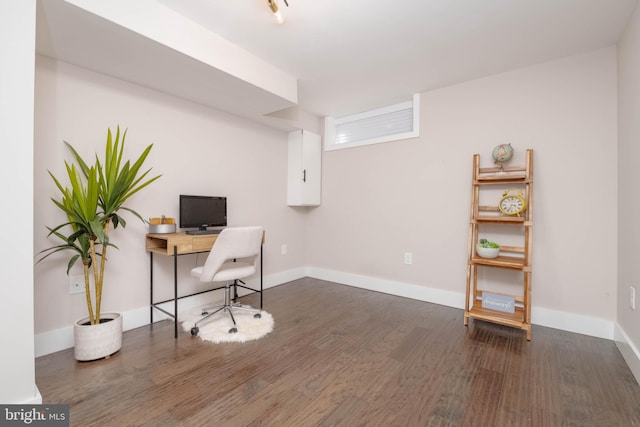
[189,226,264,336]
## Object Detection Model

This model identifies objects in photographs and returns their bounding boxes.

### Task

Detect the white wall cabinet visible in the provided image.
[287,129,321,206]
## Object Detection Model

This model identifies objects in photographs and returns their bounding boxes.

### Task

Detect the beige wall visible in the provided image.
[308,47,619,336]
[617,2,640,381]
[33,56,307,339]
[0,0,39,404]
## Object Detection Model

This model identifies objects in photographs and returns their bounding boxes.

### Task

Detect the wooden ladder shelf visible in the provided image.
[464,149,534,340]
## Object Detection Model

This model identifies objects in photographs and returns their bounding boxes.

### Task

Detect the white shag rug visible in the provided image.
[181,305,274,344]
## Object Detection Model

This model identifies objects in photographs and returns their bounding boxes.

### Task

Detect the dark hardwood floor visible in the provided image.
[35,278,640,426]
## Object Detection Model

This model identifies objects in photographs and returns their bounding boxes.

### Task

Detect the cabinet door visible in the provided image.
[287,129,321,206]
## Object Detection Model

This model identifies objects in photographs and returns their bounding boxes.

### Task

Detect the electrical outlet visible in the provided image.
[404,252,413,265]
[69,275,85,294]
[631,286,636,310]
[281,244,288,255]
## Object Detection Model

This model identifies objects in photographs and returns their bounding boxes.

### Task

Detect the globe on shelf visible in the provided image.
[492,143,514,170]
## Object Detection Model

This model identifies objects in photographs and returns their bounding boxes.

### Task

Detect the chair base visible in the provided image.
[190,281,262,336]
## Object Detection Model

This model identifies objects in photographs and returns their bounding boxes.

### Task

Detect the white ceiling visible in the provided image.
[37,0,637,127]
[159,0,637,117]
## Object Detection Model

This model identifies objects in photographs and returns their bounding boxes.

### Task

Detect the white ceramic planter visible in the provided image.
[476,246,500,259]
[73,312,123,361]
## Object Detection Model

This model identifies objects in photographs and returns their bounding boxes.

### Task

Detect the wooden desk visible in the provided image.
[146,231,263,338]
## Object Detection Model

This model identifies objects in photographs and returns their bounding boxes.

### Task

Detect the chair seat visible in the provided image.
[191,261,256,282]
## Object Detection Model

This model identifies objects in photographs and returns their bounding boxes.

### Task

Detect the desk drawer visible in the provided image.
[192,235,218,252]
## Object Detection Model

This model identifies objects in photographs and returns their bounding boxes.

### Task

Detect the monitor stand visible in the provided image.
[186,229,222,236]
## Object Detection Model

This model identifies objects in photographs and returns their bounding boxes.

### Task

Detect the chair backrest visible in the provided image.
[198,226,263,282]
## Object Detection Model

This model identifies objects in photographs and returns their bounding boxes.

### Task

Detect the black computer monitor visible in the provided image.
[179,195,227,233]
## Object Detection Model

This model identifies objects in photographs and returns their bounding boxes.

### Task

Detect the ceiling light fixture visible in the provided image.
[267,0,288,24]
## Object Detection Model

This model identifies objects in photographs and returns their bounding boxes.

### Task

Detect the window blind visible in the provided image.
[334,106,414,145]
[324,94,420,151]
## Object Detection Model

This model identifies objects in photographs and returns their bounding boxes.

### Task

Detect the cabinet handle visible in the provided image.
[303,169,306,182]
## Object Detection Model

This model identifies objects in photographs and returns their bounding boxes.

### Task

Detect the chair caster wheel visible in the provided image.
[201,311,208,316]
[191,327,199,336]
[254,313,262,319]
[229,327,238,334]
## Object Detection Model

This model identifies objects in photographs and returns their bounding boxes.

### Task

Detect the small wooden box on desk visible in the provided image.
[146,232,218,255]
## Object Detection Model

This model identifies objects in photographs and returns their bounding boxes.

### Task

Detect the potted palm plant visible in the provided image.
[37,126,160,361]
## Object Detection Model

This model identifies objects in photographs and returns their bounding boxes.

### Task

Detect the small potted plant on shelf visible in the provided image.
[37,126,161,361]
[477,238,500,259]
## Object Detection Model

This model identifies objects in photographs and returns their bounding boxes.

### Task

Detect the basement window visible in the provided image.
[324,94,420,151]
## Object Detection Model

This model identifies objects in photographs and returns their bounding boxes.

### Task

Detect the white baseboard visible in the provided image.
[35,266,617,356]
[14,386,43,404]
[531,306,614,339]
[305,267,465,308]
[34,268,307,358]
[306,267,615,340]
[614,323,640,386]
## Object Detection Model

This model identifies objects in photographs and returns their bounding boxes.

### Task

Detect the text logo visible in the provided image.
[1,405,69,426]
